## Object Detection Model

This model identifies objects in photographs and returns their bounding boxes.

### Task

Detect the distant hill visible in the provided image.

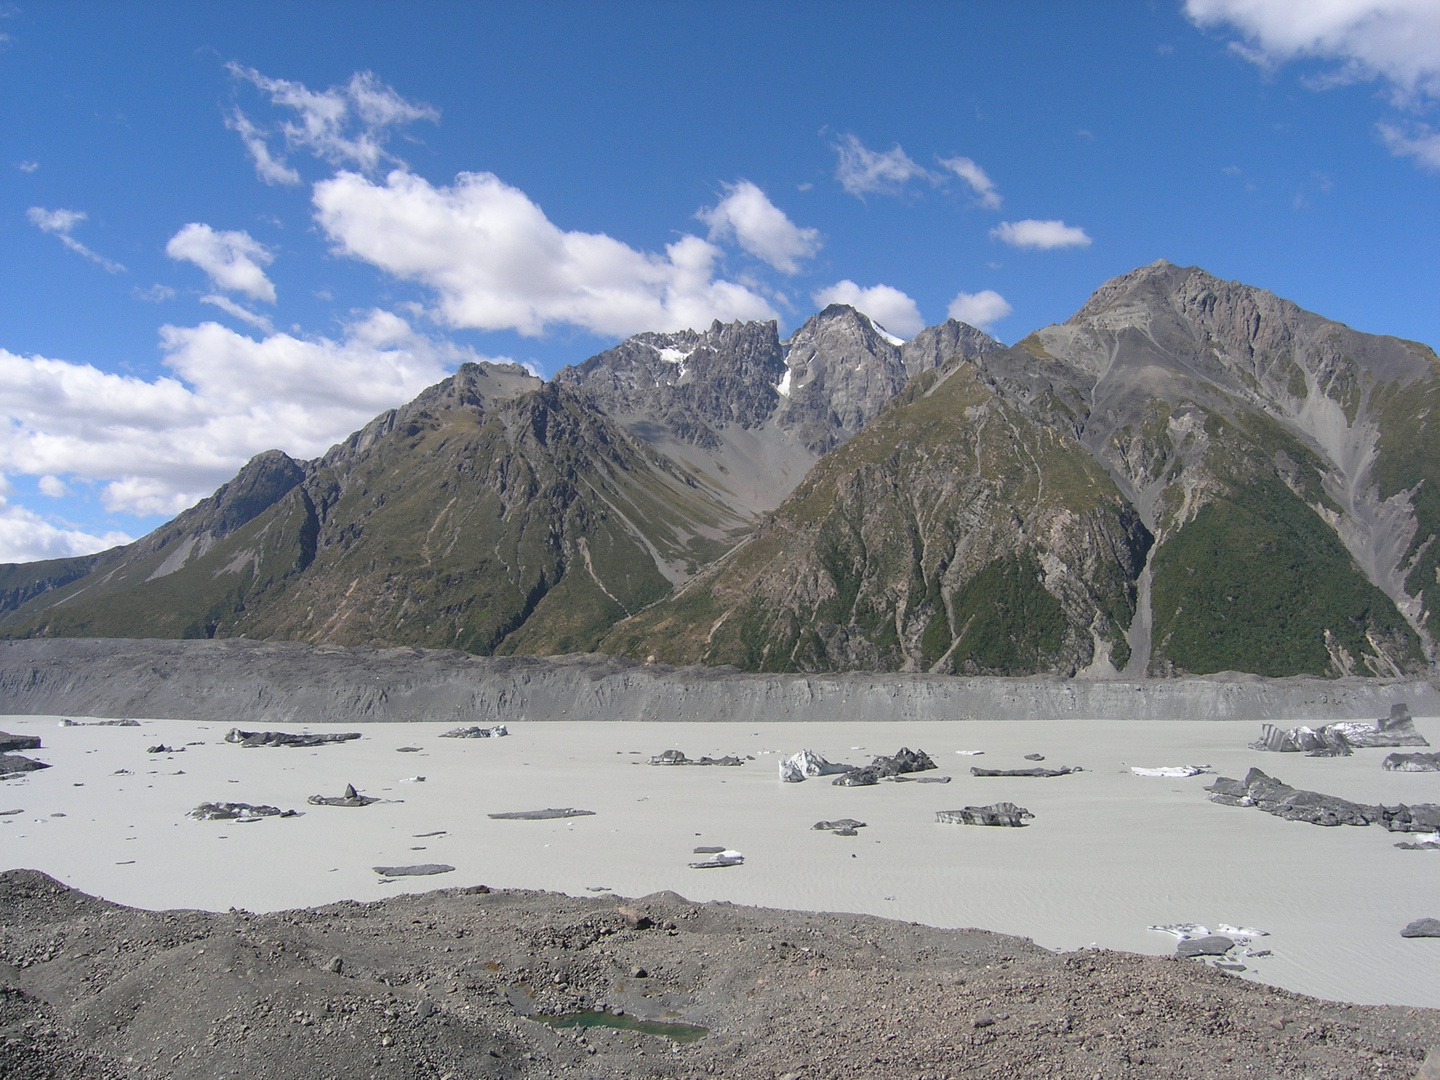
[3,262,1435,679]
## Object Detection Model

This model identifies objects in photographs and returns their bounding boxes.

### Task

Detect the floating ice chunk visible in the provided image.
[689,849,744,869]
[779,749,852,782]
[1148,923,1210,940]
[1215,924,1268,939]
[955,750,985,756]
[1131,765,1208,778]
[399,776,426,783]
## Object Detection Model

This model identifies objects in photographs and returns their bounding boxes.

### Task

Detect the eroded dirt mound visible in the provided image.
[1,869,1438,1079]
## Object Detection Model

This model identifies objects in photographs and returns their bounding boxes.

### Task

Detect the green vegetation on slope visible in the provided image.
[1150,472,1421,676]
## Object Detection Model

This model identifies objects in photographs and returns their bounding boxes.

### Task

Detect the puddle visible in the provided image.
[528,1008,708,1043]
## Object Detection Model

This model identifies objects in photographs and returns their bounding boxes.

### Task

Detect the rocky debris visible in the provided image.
[1402,918,1440,938]
[438,724,509,739]
[971,765,1081,778]
[1024,753,1045,761]
[0,731,41,752]
[616,905,652,930]
[779,748,853,782]
[1177,935,1236,958]
[1207,768,1440,831]
[226,727,362,748]
[688,849,744,868]
[936,803,1033,827]
[1251,704,1428,756]
[59,717,139,726]
[395,745,423,752]
[0,754,49,776]
[1131,765,1209,777]
[307,783,378,807]
[812,819,867,834]
[145,744,180,753]
[649,749,743,766]
[487,807,595,820]
[372,864,454,877]
[1,868,1438,1080]
[188,801,299,821]
[1384,752,1440,772]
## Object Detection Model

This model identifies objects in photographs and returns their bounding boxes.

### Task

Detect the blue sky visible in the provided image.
[3,1,1439,561]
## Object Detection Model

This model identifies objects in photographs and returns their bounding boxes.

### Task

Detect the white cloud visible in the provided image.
[947,289,1013,330]
[833,134,936,198]
[227,64,438,180]
[26,207,126,273]
[133,284,176,302]
[697,180,820,274]
[165,223,277,303]
[314,169,778,337]
[1379,120,1440,168]
[16,160,38,173]
[1185,0,1440,102]
[36,475,69,498]
[200,294,275,334]
[812,280,924,338]
[990,219,1093,250]
[938,156,1003,209]
[0,497,130,563]
[0,311,480,521]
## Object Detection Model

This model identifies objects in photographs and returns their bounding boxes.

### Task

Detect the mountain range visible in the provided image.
[3,261,1436,680]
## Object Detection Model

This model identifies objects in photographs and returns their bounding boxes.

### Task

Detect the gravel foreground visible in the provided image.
[3,870,1439,1080]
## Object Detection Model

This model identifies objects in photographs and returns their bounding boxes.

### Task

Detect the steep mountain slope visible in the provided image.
[604,263,1437,679]
[0,310,1000,655]
[600,357,1151,674]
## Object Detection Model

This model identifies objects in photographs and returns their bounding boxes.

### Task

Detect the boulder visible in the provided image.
[487,807,595,820]
[1384,753,1440,772]
[1177,935,1236,958]
[307,783,379,807]
[227,728,361,748]
[1401,918,1440,938]
[1250,704,1428,755]
[1206,768,1440,831]
[438,724,509,739]
[936,803,1033,827]
[779,749,853,782]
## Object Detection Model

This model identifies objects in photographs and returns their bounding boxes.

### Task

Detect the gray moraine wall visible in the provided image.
[0,638,1435,725]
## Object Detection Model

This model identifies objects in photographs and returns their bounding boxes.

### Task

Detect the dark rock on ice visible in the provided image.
[227,728,361,748]
[1177,935,1235,958]
[0,731,41,752]
[936,803,1033,827]
[1401,918,1440,938]
[1023,753,1045,761]
[189,801,298,821]
[1206,768,1440,831]
[60,718,139,726]
[832,767,879,786]
[488,807,595,820]
[693,845,727,854]
[1384,752,1440,772]
[1250,704,1427,755]
[812,819,867,832]
[831,747,938,786]
[0,754,50,776]
[146,744,180,754]
[373,864,455,877]
[650,749,743,766]
[308,784,379,807]
[439,724,509,739]
[396,746,423,753]
[971,765,1080,778]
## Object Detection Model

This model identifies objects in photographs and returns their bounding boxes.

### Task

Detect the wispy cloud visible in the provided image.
[132,284,177,303]
[1379,120,1440,170]
[938,156,1002,209]
[26,207,126,272]
[991,219,1092,250]
[697,180,820,274]
[226,63,438,183]
[200,294,275,334]
[15,160,38,173]
[166,223,277,303]
[833,134,936,198]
